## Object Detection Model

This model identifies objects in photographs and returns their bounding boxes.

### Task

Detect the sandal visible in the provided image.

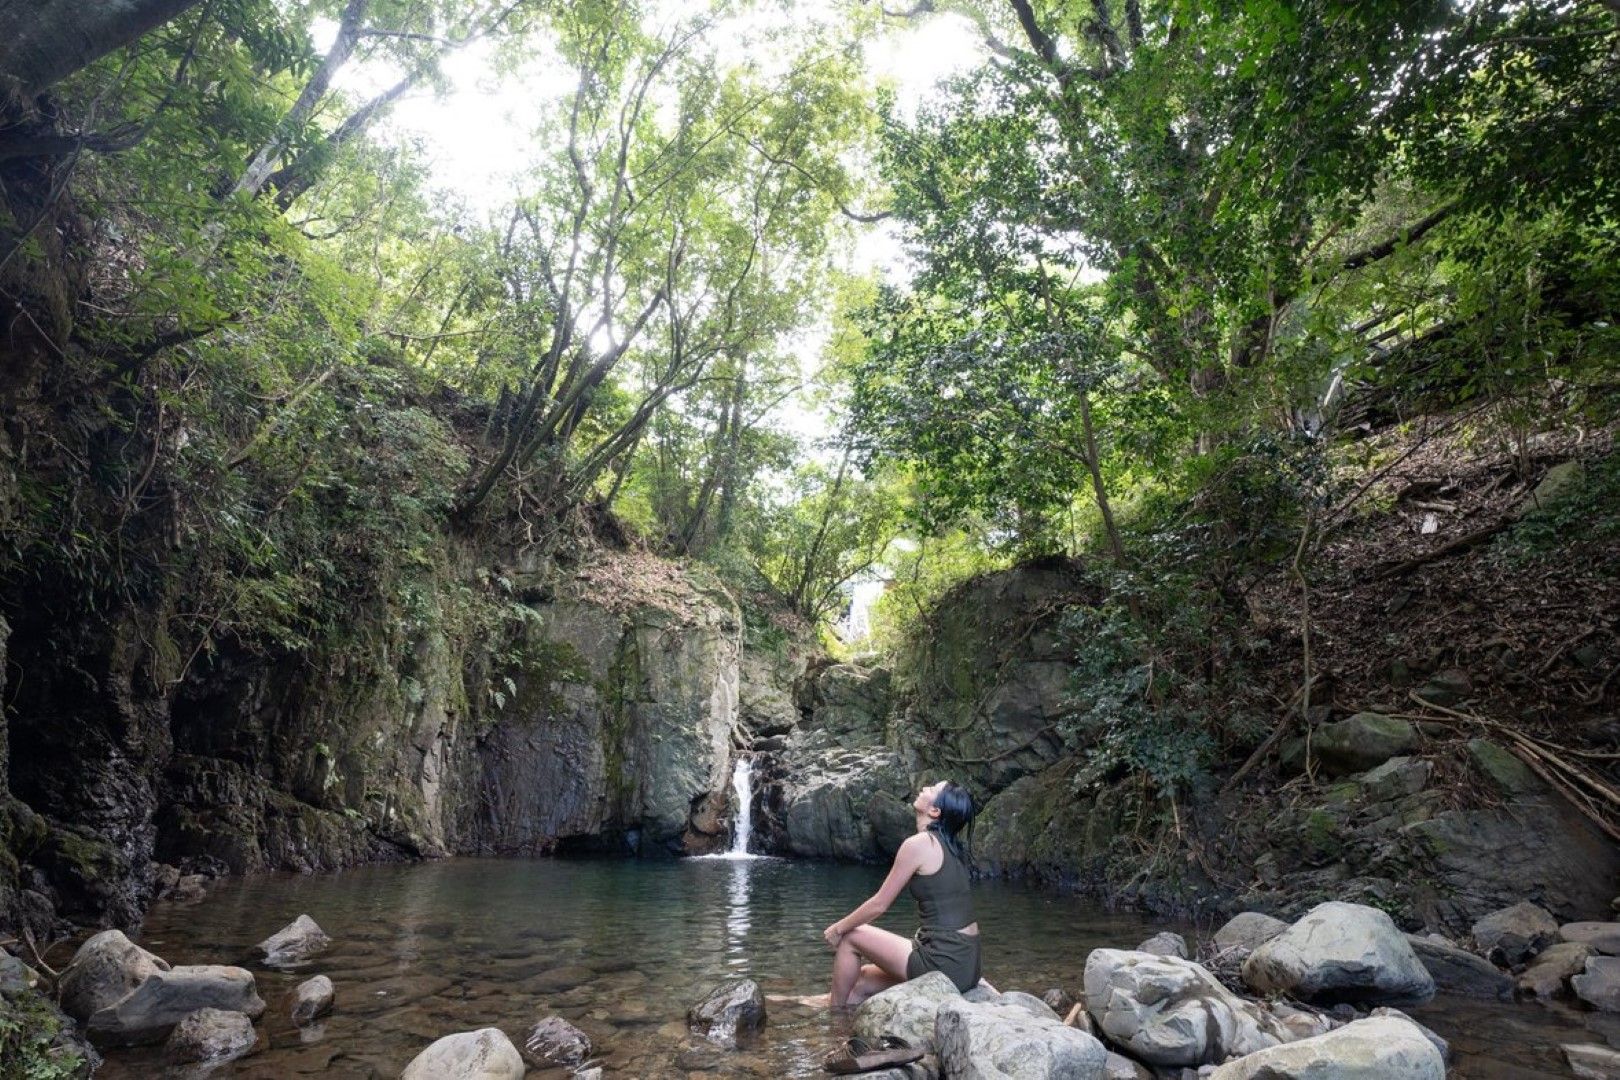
[821,1034,925,1074]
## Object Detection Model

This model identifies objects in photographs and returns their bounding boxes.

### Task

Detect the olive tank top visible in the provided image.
[909,831,975,930]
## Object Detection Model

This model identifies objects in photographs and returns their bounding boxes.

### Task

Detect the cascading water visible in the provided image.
[728,756,754,856]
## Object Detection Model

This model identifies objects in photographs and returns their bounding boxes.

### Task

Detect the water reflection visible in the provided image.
[726,859,751,973]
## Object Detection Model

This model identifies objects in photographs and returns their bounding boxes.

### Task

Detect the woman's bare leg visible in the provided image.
[830,924,915,1008]
[847,963,904,1007]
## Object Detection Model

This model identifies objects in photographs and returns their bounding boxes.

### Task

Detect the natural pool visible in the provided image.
[96,857,1613,1077]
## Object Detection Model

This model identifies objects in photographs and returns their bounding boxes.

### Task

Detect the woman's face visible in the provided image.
[914,780,948,816]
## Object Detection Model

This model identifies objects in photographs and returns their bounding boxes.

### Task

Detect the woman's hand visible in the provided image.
[823,923,844,948]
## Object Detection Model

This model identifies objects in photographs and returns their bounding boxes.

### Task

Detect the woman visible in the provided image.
[821,779,980,1008]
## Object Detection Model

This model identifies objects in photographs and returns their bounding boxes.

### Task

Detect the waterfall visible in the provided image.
[728,757,754,856]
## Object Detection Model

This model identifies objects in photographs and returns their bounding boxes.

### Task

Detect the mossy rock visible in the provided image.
[1465,738,1540,796]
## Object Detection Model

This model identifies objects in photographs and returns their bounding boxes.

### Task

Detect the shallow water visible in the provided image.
[95,857,1612,1077]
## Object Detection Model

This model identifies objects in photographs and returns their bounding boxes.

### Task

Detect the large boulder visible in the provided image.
[256,914,330,966]
[1206,1015,1445,1079]
[1404,935,1512,1000]
[1573,956,1620,1012]
[86,965,266,1045]
[686,978,765,1047]
[1312,714,1417,776]
[1471,901,1559,965]
[1083,949,1285,1067]
[855,971,962,1051]
[291,975,334,1024]
[1242,902,1434,1004]
[163,1007,257,1064]
[57,930,171,1021]
[934,997,1109,1079]
[774,743,915,861]
[401,1028,525,1080]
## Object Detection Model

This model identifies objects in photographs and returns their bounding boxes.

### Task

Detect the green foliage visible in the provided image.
[1500,452,1620,570]
[0,990,84,1080]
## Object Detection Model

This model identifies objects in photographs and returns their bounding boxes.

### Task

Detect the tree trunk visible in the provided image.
[0,0,204,101]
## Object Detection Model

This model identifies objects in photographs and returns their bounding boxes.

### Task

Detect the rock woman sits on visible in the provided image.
[819,779,983,1008]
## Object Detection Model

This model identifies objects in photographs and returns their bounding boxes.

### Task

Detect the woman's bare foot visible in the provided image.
[764,992,833,1009]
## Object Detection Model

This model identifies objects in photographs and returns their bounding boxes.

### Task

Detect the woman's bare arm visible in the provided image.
[826,834,928,940]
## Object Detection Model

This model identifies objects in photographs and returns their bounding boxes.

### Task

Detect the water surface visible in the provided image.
[96,857,1612,1077]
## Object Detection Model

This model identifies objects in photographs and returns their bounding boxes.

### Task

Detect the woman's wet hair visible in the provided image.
[927,781,976,861]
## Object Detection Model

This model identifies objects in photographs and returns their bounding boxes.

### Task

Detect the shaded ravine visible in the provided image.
[91,858,1605,1078]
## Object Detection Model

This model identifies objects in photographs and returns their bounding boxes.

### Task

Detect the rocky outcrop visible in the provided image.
[87,964,265,1045]
[1206,1015,1445,1079]
[1242,902,1434,1004]
[1083,949,1286,1067]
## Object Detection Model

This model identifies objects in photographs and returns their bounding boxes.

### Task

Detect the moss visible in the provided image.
[1299,808,1343,859]
[0,983,88,1079]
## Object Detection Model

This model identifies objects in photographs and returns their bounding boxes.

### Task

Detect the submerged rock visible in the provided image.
[1243,902,1434,1004]
[1206,1015,1444,1079]
[686,978,765,1047]
[521,1016,591,1068]
[401,1028,525,1080]
[164,1007,257,1064]
[935,997,1108,1079]
[1404,935,1512,1000]
[87,964,265,1045]
[1083,948,1285,1067]
[291,975,334,1024]
[1470,901,1558,966]
[257,914,331,966]
[854,971,961,1052]
[57,930,171,1021]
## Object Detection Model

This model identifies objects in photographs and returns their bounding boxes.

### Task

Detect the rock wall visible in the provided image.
[0,548,743,934]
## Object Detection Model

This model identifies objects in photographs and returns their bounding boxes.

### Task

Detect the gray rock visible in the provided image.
[87,964,266,1045]
[1369,1007,1449,1063]
[855,971,961,1052]
[1360,757,1430,802]
[934,997,1109,1079]
[1471,900,1558,965]
[0,949,37,994]
[522,1016,591,1068]
[164,1007,257,1064]
[1414,669,1471,708]
[1563,922,1620,955]
[291,975,333,1025]
[686,978,765,1047]
[1566,1042,1620,1079]
[401,1028,525,1080]
[1267,1002,1335,1042]
[1312,714,1417,776]
[1213,912,1289,957]
[573,1069,605,1080]
[256,914,330,966]
[1206,1016,1445,1079]
[963,983,1001,1003]
[1083,949,1285,1067]
[1137,932,1188,959]
[57,929,171,1021]
[1404,935,1512,1000]
[1243,902,1434,1004]
[1518,941,1594,998]
[1573,956,1620,1012]
[1104,1052,1151,1079]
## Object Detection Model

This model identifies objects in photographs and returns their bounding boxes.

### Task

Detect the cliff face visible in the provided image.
[0,546,743,935]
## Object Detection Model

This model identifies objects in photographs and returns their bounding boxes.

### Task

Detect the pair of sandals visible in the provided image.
[821,1034,925,1074]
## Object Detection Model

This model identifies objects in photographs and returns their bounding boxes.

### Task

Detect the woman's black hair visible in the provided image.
[927,781,976,862]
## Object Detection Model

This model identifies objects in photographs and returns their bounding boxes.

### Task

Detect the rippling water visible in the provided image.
[94,857,1611,1077]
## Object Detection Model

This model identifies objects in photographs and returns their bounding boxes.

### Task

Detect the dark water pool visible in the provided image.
[94,857,1611,1077]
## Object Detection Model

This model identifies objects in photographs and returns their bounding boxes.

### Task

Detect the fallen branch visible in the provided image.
[1371,520,1511,580]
